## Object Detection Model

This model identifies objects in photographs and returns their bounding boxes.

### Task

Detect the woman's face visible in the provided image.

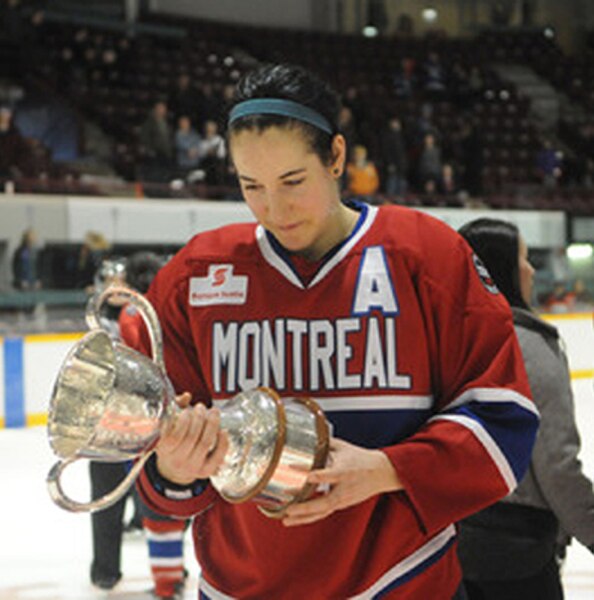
[518,236,535,306]
[230,125,348,260]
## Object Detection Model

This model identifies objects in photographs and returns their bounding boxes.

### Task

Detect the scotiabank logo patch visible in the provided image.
[189,265,248,306]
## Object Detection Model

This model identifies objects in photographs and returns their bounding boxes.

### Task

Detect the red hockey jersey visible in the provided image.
[132,203,538,599]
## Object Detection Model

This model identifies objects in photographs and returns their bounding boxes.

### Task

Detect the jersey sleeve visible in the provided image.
[119,257,219,516]
[384,223,539,535]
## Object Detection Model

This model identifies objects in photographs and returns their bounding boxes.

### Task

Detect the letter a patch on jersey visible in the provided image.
[352,246,399,315]
[189,264,248,306]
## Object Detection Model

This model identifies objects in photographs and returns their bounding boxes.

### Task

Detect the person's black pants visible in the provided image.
[89,461,128,581]
[463,557,564,600]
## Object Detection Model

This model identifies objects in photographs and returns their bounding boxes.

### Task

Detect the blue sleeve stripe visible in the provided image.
[431,399,539,485]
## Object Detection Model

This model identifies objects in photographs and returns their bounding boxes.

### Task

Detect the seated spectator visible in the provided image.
[346,144,380,200]
[174,115,202,176]
[199,119,226,185]
[379,117,408,196]
[138,101,173,182]
[12,228,41,290]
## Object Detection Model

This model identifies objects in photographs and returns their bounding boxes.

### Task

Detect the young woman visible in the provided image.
[128,64,538,599]
[457,218,594,600]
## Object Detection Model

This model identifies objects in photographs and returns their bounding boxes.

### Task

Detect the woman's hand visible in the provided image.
[155,392,229,485]
[282,438,404,527]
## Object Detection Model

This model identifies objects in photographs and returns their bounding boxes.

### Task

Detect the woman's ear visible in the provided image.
[329,134,346,178]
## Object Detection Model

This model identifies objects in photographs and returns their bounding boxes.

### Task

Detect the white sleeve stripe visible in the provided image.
[314,395,433,411]
[200,577,238,600]
[149,557,185,567]
[446,387,538,417]
[348,525,457,599]
[430,414,517,492]
[145,530,186,542]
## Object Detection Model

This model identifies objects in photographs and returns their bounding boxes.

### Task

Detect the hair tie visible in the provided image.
[228,98,333,135]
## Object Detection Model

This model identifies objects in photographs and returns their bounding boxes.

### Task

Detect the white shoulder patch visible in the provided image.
[189,264,248,306]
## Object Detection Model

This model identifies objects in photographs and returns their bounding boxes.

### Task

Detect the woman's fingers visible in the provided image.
[202,430,230,478]
[175,391,193,409]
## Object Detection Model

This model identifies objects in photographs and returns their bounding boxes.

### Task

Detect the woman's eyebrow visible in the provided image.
[279,168,306,180]
[238,168,306,183]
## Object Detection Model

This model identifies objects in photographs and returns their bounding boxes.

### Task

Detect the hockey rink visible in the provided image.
[0,379,592,599]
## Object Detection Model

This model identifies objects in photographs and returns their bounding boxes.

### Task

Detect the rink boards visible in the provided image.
[0,315,592,428]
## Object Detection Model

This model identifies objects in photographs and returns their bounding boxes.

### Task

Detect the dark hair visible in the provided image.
[227,63,341,165]
[125,252,164,294]
[458,218,530,310]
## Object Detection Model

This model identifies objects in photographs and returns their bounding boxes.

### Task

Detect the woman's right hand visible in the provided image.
[155,392,229,485]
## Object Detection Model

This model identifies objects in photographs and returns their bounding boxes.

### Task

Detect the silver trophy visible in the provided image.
[46,285,330,517]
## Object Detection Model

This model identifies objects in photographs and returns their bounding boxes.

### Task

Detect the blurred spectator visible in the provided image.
[422,52,447,95]
[346,144,380,200]
[459,121,485,197]
[468,67,485,103]
[199,119,226,185]
[169,73,201,124]
[139,101,173,182]
[196,83,221,130]
[393,57,416,98]
[536,139,563,188]
[414,102,440,144]
[338,106,359,152]
[174,115,202,175]
[379,117,408,196]
[543,282,573,313]
[12,228,41,290]
[566,279,593,310]
[343,86,364,127]
[438,163,458,195]
[0,0,25,42]
[75,231,111,290]
[417,133,443,191]
[0,105,34,179]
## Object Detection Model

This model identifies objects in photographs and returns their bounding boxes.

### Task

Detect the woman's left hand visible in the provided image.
[282,438,404,527]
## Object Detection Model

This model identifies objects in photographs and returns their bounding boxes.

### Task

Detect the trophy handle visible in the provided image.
[46,451,153,514]
[85,284,165,370]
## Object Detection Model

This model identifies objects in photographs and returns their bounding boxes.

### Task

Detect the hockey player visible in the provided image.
[126,63,539,599]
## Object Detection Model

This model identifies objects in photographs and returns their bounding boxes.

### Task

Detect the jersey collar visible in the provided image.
[256,202,378,289]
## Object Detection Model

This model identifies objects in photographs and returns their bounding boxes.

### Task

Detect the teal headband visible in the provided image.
[228,98,334,135]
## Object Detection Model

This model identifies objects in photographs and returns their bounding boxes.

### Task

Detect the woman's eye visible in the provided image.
[284,178,305,187]
[244,184,262,191]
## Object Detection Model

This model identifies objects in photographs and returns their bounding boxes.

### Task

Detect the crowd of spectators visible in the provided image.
[1,3,594,210]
